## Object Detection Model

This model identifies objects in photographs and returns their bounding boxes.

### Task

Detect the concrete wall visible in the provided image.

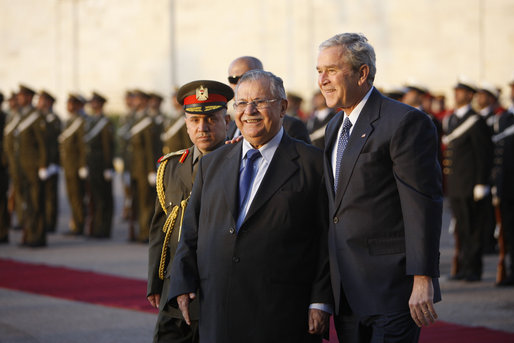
[1,0,513,116]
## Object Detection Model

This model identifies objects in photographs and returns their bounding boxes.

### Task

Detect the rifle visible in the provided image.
[495,203,506,283]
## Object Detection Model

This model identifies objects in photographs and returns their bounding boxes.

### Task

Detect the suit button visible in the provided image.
[232,256,240,263]
[229,227,235,234]
[333,217,339,224]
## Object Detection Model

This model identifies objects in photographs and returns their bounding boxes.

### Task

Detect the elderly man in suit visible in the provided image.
[168,70,332,343]
[317,33,442,343]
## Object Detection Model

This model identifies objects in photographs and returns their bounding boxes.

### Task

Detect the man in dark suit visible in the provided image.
[168,70,332,343]
[226,56,311,144]
[317,33,442,342]
[147,80,233,343]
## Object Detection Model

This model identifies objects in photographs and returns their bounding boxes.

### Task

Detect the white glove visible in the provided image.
[147,172,157,186]
[473,184,490,201]
[78,167,89,179]
[38,168,49,181]
[103,169,114,181]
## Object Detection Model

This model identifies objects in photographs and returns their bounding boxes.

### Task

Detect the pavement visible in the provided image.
[1,174,514,342]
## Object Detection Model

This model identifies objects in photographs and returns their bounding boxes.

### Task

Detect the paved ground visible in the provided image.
[1,174,513,342]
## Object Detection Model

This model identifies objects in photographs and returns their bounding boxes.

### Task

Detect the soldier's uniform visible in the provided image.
[39,91,61,233]
[161,115,192,155]
[59,94,88,235]
[0,97,9,243]
[3,99,24,229]
[443,81,493,281]
[85,92,114,238]
[147,80,233,343]
[15,85,47,246]
[492,102,514,285]
[127,90,158,242]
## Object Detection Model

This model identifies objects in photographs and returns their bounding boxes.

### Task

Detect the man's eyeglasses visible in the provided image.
[233,99,281,112]
[228,75,242,85]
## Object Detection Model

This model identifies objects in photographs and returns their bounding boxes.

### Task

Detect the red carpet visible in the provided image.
[2,258,513,342]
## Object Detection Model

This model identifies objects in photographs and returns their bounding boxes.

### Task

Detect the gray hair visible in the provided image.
[319,33,376,85]
[235,69,287,100]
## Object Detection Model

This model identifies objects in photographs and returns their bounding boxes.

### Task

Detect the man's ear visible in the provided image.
[224,114,231,126]
[280,99,288,118]
[357,64,370,86]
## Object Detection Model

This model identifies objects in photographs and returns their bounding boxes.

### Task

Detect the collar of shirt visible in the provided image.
[479,105,492,117]
[241,126,284,164]
[192,145,203,165]
[455,104,471,118]
[508,104,514,114]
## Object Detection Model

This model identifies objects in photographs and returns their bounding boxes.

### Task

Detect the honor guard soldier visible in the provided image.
[148,92,165,163]
[127,90,157,242]
[0,92,9,243]
[147,80,232,343]
[85,92,114,238]
[37,90,61,233]
[492,77,514,286]
[160,88,192,155]
[443,78,493,281]
[15,84,47,247]
[59,93,88,235]
[306,90,337,149]
[3,91,24,230]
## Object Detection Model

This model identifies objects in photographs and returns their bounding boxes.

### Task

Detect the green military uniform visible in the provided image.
[127,110,158,242]
[15,105,47,246]
[3,110,24,229]
[85,113,114,238]
[148,147,201,343]
[59,109,88,234]
[42,108,61,232]
[0,106,9,243]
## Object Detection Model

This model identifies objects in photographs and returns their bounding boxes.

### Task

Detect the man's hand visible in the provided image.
[409,275,438,327]
[308,308,330,335]
[225,135,243,145]
[177,292,196,325]
[147,293,160,309]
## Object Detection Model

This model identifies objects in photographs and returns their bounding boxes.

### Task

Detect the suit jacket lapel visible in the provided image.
[324,111,344,202]
[223,142,243,222]
[334,88,381,212]
[243,134,299,225]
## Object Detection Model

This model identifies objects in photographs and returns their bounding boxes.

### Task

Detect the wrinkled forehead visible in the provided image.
[235,78,273,100]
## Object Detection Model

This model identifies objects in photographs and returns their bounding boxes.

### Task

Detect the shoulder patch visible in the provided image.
[158,149,188,164]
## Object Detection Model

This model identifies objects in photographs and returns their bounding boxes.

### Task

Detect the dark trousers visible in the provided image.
[0,169,9,241]
[89,174,113,238]
[64,170,86,233]
[334,291,420,343]
[501,198,514,276]
[131,177,155,242]
[153,306,199,343]
[44,174,59,232]
[449,196,483,278]
[20,169,46,245]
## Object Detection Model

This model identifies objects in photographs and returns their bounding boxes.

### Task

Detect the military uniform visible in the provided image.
[492,108,514,284]
[161,115,192,155]
[40,99,61,233]
[15,104,47,246]
[59,100,88,234]
[85,110,114,238]
[443,103,493,280]
[0,106,9,243]
[3,109,24,229]
[127,110,158,242]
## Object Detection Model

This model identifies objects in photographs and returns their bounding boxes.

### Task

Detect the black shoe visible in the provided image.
[496,276,514,287]
[0,236,8,244]
[63,230,82,236]
[448,273,466,281]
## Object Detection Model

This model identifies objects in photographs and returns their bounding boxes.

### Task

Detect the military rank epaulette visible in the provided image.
[157,149,188,164]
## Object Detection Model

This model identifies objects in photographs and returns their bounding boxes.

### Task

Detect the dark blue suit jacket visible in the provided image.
[324,88,442,316]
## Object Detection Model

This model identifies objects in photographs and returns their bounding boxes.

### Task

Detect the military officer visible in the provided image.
[148,92,165,163]
[147,80,232,343]
[15,85,47,247]
[127,90,157,242]
[37,90,61,233]
[306,90,337,150]
[443,78,493,281]
[85,92,114,238]
[0,92,9,243]
[59,94,88,235]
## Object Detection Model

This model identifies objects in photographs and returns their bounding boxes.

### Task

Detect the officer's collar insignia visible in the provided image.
[196,86,208,101]
[179,149,190,164]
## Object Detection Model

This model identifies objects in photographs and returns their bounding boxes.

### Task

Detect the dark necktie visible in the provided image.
[238,149,262,213]
[334,117,352,192]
